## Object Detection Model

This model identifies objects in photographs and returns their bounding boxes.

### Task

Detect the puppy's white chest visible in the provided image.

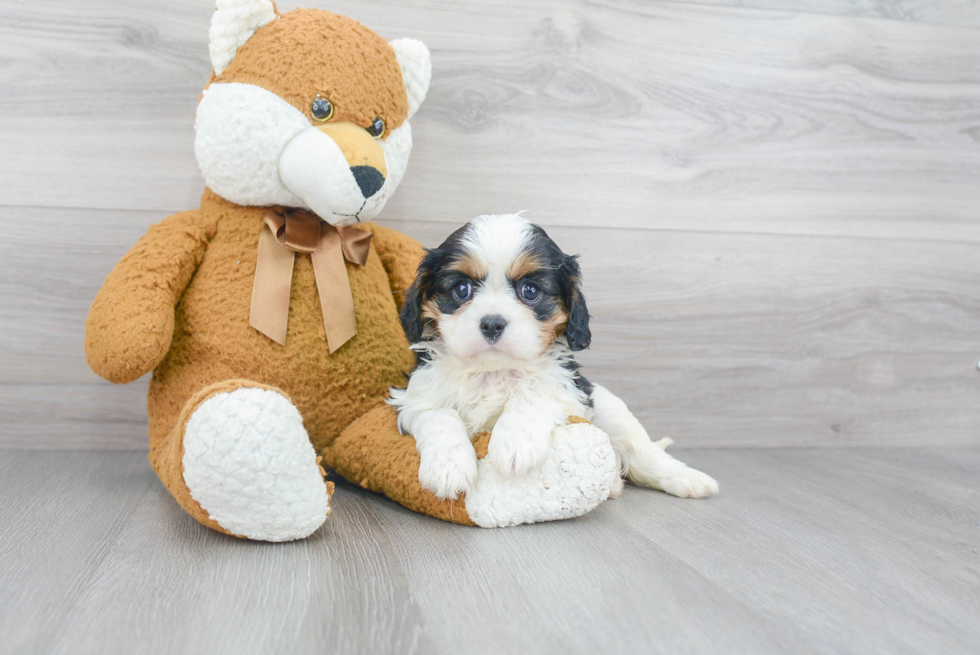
[456,370,522,435]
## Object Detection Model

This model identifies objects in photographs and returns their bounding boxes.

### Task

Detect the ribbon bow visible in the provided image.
[249,207,373,352]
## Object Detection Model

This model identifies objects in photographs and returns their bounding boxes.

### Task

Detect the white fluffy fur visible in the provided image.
[197,14,429,225]
[182,387,330,542]
[391,341,589,477]
[378,122,413,198]
[209,0,277,76]
[195,83,416,226]
[465,422,619,528]
[438,215,550,363]
[195,82,309,209]
[278,126,384,225]
[411,407,478,500]
[389,39,431,121]
[390,213,719,505]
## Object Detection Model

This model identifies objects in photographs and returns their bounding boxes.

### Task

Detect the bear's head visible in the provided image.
[195,0,431,226]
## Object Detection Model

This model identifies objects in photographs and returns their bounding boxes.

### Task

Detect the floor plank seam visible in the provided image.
[656,0,980,32]
[5,204,980,247]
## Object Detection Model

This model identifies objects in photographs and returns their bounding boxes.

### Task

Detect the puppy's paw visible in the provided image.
[488,413,552,476]
[657,466,719,499]
[418,443,478,500]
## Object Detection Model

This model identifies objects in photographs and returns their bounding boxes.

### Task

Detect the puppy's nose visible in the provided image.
[479,315,508,343]
[350,166,385,198]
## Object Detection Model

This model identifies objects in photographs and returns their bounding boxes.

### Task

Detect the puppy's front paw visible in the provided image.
[658,466,719,499]
[488,413,552,476]
[418,443,478,500]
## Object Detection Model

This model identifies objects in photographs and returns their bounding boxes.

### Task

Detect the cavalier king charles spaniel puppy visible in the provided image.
[389,214,719,501]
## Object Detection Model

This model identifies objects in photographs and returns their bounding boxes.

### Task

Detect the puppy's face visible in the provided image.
[401,214,591,365]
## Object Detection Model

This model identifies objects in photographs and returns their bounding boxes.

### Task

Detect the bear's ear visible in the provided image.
[209,0,279,76]
[390,39,432,120]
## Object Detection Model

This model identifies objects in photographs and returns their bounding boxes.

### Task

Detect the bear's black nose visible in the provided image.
[479,315,508,344]
[350,166,385,198]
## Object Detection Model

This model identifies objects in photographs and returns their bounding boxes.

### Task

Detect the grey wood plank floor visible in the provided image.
[1,448,977,654]
[672,0,980,27]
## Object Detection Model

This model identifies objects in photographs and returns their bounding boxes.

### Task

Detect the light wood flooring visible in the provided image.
[2,447,978,654]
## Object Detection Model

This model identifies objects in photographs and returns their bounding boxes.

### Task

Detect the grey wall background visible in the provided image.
[1,0,978,449]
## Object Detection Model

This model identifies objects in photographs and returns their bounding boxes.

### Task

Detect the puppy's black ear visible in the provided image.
[400,248,444,344]
[399,280,425,344]
[559,254,591,351]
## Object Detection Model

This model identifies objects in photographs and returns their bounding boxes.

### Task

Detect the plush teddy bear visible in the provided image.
[85,0,619,541]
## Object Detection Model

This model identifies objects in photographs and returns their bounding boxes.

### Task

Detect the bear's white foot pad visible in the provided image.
[182,387,330,541]
[465,422,619,528]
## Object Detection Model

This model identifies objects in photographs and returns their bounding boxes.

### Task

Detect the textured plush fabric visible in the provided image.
[389,38,431,120]
[209,0,278,75]
[194,82,310,209]
[183,385,332,541]
[324,404,478,526]
[85,3,613,536]
[150,377,334,538]
[86,190,422,534]
[215,9,410,135]
[325,409,614,528]
[83,5,433,538]
[464,419,618,528]
[86,209,212,385]
[140,191,420,452]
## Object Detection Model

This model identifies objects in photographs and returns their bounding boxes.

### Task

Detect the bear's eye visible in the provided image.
[310,95,334,122]
[367,117,385,138]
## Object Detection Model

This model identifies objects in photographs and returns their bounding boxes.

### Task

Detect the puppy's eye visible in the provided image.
[367,117,385,138]
[452,281,472,302]
[520,282,540,303]
[310,95,334,122]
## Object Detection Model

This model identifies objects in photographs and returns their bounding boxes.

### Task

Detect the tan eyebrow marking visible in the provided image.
[446,251,487,280]
[507,250,545,281]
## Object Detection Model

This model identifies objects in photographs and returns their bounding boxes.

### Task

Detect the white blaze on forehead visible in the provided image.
[462,214,534,286]
[430,213,546,364]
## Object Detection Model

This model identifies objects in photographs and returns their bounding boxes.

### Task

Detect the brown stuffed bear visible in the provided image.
[85,0,619,541]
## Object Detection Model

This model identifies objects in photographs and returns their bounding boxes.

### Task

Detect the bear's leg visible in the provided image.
[322,405,619,527]
[151,379,332,541]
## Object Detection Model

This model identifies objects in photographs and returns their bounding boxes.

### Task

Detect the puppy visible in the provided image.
[389,214,719,501]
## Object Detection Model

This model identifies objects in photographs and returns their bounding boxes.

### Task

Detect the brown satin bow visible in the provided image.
[249,207,373,352]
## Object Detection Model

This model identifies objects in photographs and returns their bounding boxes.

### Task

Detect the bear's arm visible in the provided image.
[85,210,215,384]
[359,223,425,311]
